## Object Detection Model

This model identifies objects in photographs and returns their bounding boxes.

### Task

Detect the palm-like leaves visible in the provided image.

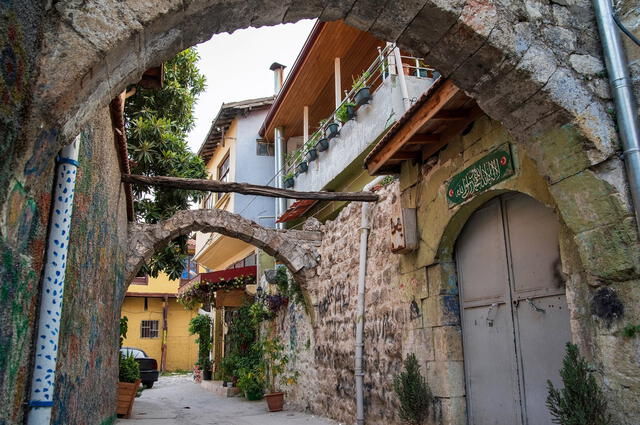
[125,48,207,278]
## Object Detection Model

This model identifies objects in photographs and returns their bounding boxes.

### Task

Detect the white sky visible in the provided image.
[187,20,316,152]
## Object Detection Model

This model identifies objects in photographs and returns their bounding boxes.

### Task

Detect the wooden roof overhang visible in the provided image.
[198,97,274,162]
[364,79,483,175]
[259,21,385,142]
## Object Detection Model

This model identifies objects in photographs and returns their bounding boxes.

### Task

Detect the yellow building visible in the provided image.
[121,258,200,372]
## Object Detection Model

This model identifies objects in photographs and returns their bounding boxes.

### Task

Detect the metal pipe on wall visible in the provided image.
[593,0,640,233]
[275,126,286,229]
[393,47,411,111]
[355,176,385,425]
[27,135,81,425]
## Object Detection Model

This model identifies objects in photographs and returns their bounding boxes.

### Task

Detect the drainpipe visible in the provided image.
[274,126,286,229]
[27,135,81,425]
[355,175,386,425]
[593,0,640,233]
[271,62,287,229]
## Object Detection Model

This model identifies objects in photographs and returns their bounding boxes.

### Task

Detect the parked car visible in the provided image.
[120,347,159,388]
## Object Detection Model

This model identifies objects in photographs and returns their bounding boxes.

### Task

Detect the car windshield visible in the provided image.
[120,348,146,358]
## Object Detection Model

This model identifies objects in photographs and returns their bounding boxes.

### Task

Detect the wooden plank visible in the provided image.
[122,174,379,202]
[406,133,440,144]
[366,79,460,175]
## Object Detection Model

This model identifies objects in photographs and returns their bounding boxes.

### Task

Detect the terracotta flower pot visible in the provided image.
[117,379,141,418]
[265,392,284,412]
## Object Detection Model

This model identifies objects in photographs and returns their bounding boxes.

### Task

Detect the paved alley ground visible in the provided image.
[116,375,340,425]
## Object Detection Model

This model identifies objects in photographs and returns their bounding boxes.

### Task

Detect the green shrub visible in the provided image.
[546,343,611,425]
[119,353,140,383]
[237,367,264,400]
[393,354,432,425]
[119,317,128,348]
[188,314,211,368]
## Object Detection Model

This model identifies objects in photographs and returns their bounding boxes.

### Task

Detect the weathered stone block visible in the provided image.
[427,263,458,296]
[423,294,461,328]
[402,327,434,364]
[400,267,428,300]
[426,360,466,398]
[439,396,467,425]
[433,325,463,361]
[527,124,593,184]
[400,159,420,191]
[551,169,629,234]
[574,218,640,281]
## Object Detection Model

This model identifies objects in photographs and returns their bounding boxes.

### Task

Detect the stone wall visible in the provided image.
[0,0,49,422]
[276,115,640,425]
[50,107,129,425]
[0,103,129,424]
[275,183,407,425]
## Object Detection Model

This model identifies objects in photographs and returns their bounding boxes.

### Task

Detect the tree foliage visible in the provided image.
[546,343,611,425]
[125,48,207,279]
[188,314,212,370]
[393,354,433,425]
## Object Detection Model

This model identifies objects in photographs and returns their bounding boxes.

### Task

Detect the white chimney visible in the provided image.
[270,62,286,95]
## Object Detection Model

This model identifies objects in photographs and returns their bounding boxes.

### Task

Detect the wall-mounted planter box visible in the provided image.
[284,177,295,188]
[117,379,141,418]
[325,122,340,139]
[297,161,308,174]
[306,148,318,162]
[316,138,330,152]
[354,87,371,106]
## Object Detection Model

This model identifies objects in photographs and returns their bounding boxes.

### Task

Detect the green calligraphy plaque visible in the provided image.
[446,144,514,206]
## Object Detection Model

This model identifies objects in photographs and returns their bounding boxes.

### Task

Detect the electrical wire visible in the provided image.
[613,9,640,47]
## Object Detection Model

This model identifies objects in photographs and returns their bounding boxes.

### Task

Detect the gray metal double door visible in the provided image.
[455,193,571,425]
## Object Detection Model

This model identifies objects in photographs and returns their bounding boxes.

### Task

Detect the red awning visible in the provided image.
[179,265,257,294]
[276,199,317,223]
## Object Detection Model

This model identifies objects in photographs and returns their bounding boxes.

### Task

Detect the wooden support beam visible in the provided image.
[392,152,421,160]
[406,133,440,144]
[421,105,484,160]
[365,79,459,175]
[432,110,469,120]
[122,174,380,202]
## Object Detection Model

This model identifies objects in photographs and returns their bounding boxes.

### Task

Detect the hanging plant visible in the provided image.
[178,274,256,308]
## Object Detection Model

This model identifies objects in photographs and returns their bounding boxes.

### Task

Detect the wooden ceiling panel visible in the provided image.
[263,21,385,141]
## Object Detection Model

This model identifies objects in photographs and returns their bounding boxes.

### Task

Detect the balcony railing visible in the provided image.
[281,43,437,188]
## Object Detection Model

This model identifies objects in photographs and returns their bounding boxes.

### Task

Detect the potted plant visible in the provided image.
[261,337,298,412]
[336,101,357,124]
[324,120,340,139]
[352,71,372,106]
[200,358,213,381]
[117,352,141,418]
[297,161,308,174]
[316,137,329,152]
[283,171,295,189]
[237,366,265,400]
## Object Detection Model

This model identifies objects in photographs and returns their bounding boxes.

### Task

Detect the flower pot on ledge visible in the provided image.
[117,379,141,418]
[265,392,284,412]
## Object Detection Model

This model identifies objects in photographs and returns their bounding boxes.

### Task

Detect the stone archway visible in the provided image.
[125,209,322,289]
[28,0,616,180]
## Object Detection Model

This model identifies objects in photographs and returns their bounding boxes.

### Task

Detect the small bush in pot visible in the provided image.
[260,337,298,412]
[283,171,295,189]
[336,101,357,123]
[297,161,308,174]
[117,352,141,417]
[352,71,372,106]
[316,137,329,152]
[324,121,340,139]
[189,314,212,380]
